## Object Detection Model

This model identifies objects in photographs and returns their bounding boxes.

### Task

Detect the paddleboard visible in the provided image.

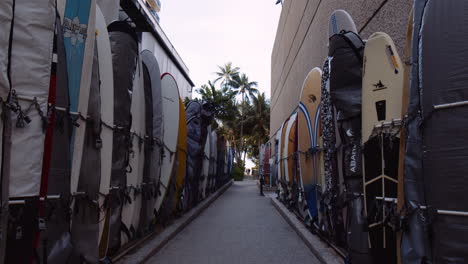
[362,32,403,263]
[297,68,322,223]
[139,50,162,234]
[154,73,180,213]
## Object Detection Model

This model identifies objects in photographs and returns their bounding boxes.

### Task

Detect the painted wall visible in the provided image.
[270,0,412,138]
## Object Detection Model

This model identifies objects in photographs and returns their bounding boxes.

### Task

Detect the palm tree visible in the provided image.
[214,62,240,88]
[244,93,270,165]
[230,73,258,165]
[196,80,238,123]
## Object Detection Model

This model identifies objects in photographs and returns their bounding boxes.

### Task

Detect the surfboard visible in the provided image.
[0,1,13,261]
[173,98,187,213]
[96,0,119,25]
[283,113,296,186]
[329,9,357,36]
[154,73,180,214]
[297,68,322,223]
[362,32,403,263]
[139,50,162,234]
[121,39,145,246]
[274,129,282,186]
[64,0,96,199]
[287,113,298,203]
[278,119,289,200]
[96,6,115,258]
[63,2,97,258]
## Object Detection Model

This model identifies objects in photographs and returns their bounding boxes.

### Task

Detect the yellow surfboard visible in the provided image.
[174,98,187,211]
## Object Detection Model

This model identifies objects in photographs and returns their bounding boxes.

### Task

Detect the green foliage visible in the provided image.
[231,166,245,181]
[194,62,271,170]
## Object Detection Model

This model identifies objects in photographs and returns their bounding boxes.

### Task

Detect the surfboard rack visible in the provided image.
[433,100,468,110]
[373,118,402,129]
[375,197,468,217]
[8,195,61,205]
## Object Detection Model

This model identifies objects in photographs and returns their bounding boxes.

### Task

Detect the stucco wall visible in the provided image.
[270,0,412,137]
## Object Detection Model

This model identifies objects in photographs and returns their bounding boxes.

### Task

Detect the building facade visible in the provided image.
[270,0,412,137]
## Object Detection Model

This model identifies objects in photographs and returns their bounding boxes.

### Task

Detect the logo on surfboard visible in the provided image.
[373,81,387,91]
[63,17,88,46]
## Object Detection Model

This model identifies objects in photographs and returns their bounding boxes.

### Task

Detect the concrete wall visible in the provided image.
[270,0,413,137]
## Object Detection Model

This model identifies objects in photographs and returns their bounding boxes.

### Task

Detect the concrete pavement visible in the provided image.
[148,178,319,264]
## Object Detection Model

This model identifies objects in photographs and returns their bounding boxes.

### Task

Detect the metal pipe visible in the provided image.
[434,100,468,110]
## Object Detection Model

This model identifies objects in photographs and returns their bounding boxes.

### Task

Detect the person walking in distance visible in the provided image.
[259,174,265,196]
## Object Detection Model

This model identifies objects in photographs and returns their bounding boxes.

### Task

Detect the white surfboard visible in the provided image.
[121,44,146,245]
[69,0,96,198]
[283,113,297,184]
[154,73,180,213]
[95,5,114,257]
[275,128,282,185]
[329,9,357,36]
[96,0,119,25]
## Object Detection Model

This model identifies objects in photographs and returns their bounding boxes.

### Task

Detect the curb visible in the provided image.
[270,197,343,264]
[115,180,234,264]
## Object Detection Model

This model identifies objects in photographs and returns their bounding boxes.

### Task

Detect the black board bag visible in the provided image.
[402,1,468,263]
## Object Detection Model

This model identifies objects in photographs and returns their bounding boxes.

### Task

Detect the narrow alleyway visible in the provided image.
[149,178,319,264]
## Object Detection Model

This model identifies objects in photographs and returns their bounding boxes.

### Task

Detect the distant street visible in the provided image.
[149,178,319,264]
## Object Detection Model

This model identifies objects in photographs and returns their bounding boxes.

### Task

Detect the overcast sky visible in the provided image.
[159,0,282,99]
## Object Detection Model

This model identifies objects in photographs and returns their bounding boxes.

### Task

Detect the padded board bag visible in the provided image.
[184,101,214,209]
[5,0,55,262]
[326,29,372,263]
[139,50,163,234]
[107,21,139,254]
[402,1,468,263]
